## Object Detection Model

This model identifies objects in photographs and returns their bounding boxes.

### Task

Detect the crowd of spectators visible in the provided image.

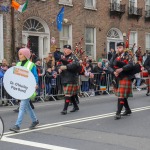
[0,46,149,105]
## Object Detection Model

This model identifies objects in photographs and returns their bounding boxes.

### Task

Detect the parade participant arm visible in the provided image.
[31,66,39,88]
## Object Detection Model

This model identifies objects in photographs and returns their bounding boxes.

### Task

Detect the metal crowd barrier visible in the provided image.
[0,78,15,106]
[0,73,114,104]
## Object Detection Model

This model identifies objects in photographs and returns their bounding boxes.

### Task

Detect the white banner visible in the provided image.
[3,66,36,100]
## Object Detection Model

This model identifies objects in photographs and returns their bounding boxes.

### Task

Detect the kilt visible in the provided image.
[114,77,133,98]
[63,83,79,96]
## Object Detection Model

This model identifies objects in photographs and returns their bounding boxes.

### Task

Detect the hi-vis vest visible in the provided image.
[16,60,35,71]
[16,60,36,100]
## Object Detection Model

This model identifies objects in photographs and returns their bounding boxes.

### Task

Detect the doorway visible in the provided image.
[28,36,39,57]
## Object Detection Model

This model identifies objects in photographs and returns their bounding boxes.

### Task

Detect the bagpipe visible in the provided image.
[73,38,85,59]
[114,51,142,77]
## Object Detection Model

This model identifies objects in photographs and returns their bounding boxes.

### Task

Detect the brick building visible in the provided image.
[0,0,150,63]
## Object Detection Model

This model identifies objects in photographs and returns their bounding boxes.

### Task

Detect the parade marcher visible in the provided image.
[58,45,80,115]
[144,53,150,96]
[10,48,39,132]
[109,42,141,120]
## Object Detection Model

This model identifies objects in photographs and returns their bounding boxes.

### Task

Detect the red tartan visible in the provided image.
[63,84,79,96]
[114,77,133,98]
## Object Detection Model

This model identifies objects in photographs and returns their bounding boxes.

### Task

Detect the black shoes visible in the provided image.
[114,114,121,120]
[61,110,67,115]
[122,110,132,116]
[146,93,150,96]
[9,125,20,133]
[29,120,39,129]
[70,107,79,112]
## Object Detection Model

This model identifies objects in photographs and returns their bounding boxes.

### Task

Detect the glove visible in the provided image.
[60,65,67,70]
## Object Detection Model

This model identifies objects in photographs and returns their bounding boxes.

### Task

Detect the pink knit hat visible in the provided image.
[19,48,31,59]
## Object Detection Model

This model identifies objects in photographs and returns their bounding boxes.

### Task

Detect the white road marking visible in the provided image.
[4,105,150,137]
[1,136,77,150]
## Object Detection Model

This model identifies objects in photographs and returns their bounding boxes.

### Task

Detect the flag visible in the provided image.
[11,0,28,13]
[56,7,64,31]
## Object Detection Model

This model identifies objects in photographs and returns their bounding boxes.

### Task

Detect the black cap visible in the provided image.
[117,42,125,47]
[63,45,71,50]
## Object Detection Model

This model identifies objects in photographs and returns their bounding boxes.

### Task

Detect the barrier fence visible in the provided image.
[0,72,150,106]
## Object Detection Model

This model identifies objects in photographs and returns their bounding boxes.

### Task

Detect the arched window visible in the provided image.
[107,29,120,39]
[23,18,45,32]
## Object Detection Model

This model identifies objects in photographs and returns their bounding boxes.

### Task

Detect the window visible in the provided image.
[111,0,121,11]
[129,31,137,52]
[59,25,72,51]
[145,0,150,16]
[85,27,96,58]
[59,0,73,6]
[0,14,3,62]
[85,0,96,9]
[23,19,45,32]
[146,33,150,51]
[129,0,137,7]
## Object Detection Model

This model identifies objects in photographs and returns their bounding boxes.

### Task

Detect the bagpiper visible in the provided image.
[58,45,80,115]
[109,42,141,120]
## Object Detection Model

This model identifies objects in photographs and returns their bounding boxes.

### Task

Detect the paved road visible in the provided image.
[0,90,150,150]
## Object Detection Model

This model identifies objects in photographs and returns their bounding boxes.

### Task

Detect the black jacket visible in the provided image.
[144,55,150,73]
[59,53,80,84]
[109,53,140,79]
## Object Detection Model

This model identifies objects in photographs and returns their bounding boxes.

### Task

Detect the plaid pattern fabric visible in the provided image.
[63,84,79,96]
[114,77,133,98]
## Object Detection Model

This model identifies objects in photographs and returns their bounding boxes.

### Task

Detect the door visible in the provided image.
[109,42,116,50]
[28,36,39,57]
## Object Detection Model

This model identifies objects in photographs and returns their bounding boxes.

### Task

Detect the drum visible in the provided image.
[140,71,149,77]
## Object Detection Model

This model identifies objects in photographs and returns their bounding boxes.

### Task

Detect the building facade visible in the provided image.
[1,0,150,62]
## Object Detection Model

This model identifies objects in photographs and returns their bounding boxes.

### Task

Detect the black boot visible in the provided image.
[122,110,132,116]
[122,98,132,116]
[61,96,71,115]
[114,98,124,120]
[70,96,79,112]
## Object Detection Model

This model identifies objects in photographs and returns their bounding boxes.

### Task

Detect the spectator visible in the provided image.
[35,59,45,99]
[108,48,115,61]
[54,48,64,63]
[135,46,143,62]
[45,52,55,68]
[30,50,38,63]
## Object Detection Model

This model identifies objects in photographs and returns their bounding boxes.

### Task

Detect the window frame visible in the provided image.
[59,25,72,51]
[85,27,96,59]
[129,31,138,53]
[145,33,150,51]
[84,0,97,10]
[58,0,73,6]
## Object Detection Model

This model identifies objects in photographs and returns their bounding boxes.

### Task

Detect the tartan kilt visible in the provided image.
[114,77,133,98]
[63,84,79,96]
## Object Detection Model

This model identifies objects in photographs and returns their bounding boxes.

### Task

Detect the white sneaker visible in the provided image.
[136,87,141,91]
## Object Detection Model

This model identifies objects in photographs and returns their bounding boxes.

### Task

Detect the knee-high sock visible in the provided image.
[117,98,124,115]
[63,96,71,111]
[124,98,130,110]
[71,96,78,108]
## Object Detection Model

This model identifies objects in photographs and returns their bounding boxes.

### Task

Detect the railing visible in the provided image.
[110,2,125,13]
[128,1,142,16]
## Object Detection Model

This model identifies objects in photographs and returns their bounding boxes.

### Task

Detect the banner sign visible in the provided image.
[3,66,36,100]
